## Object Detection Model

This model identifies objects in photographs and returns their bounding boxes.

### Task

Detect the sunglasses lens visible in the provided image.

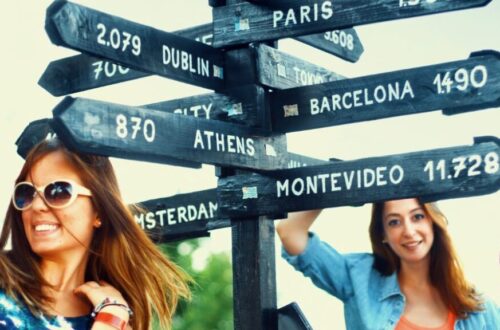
[44,181,73,207]
[14,184,36,210]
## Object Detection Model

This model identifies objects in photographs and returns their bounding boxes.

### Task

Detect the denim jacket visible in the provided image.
[282,233,500,330]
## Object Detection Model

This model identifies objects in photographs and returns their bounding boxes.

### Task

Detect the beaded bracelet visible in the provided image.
[91,297,133,318]
[94,312,128,330]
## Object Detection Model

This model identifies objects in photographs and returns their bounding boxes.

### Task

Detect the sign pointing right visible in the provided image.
[213,0,492,47]
[218,137,500,218]
[271,51,500,133]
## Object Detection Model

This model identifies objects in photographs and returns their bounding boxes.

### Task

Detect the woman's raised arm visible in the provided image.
[276,209,322,255]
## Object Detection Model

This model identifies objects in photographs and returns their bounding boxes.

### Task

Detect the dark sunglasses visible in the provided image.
[12,180,92,211]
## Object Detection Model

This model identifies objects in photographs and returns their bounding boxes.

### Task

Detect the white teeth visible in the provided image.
[34,224,58,232]
[404,241,420,247]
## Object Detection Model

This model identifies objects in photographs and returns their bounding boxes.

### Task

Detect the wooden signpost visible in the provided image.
[51,96,288,170]
[39,23,214,96]
[213,0,492,46]
[255,44,345,89]
[46,1,225,90]
[39,24,361,96]
[295,28,363,63]
[34,0,498,329]
[271,50,500,132]
[218,137,500,217]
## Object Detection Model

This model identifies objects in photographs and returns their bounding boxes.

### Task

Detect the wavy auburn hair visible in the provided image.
[0,138,190,330]
[369,199,482,319]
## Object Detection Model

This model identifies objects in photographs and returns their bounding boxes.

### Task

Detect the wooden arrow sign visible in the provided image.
[39,24,357,96]
[271,51,500,133]
[133,189,227,242]
[133,153,327,242]
[52,97,287,170]
[46,1,225,90]
[39,23,214,96]
[15,119,56,159]
[212,0,492,47]
[217,137,500,217]
[255,44,344,89]
[295,28,364,63]
[143,85,266,129]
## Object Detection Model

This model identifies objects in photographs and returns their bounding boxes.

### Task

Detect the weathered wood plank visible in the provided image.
[271,51,500,133]
[218,137,500,217]
[255,44,344,89]
[213,0,492,47]
[52,97,288,170]
[46,1,225,90]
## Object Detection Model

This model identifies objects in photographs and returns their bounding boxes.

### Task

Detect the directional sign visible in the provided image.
[52,97,287,170]
[16,119,56,158]
[46,1,225,90]
[255,44,344,89]
[133,189,228,243]
[39,15,358,95]
[143,85,266,129]
[212,0,492,47]
[287,152,328,168]
[217,137,500,217]
[133,152,327,242]
[39,23,213,96]
[295,28,363,63]
[271,50,500,133]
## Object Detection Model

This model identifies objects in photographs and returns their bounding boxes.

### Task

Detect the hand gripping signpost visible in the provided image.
[33,0,499,329]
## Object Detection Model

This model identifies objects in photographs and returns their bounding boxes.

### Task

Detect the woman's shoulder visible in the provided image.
[0,289,92,329]
[477,298,500,322]
[0,289,30,328]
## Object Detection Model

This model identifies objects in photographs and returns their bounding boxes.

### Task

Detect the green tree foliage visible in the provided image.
[155,238,233,330]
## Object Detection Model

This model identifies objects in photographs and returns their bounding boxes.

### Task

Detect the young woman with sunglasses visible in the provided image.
[277,199,499,329]
[0,138,190,330]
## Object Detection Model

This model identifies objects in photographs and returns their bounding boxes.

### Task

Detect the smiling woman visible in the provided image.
[276,199,500,330]
[0,138,190,330]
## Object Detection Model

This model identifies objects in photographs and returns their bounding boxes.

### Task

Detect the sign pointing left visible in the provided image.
[52,97,288,170]
[45,0,225,90]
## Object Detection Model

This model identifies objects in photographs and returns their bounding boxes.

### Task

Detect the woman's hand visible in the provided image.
[75,281,131,329]
[74,280,127,307]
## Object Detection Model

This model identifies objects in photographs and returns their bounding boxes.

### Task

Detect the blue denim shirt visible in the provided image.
[282,233,500,330]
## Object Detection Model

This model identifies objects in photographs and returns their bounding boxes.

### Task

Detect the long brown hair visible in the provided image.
[0,138,190,329]
[369,199,482,318]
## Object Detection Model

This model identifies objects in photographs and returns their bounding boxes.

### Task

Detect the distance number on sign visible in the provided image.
[433,65,487,95]
[116,114,155,142]
[96,23,141,56]
[323,30,354,51]
[424,151,499,182]
[92,61,130,80]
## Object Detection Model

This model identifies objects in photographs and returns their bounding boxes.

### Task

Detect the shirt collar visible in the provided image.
[378,271,403,301]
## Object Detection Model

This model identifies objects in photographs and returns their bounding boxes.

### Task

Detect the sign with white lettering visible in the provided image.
[132,152,327,242]
[295,28,364,63]
[271,51,500,133]
[46,1,225,90]
[143,85,265,129]
[134,189,228,242]
[39,23,214,96]
[40,23,361,96]
[52,97,287,170]
[212,0,492,47]
[255,44,344,89]
[217,137,500,217]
